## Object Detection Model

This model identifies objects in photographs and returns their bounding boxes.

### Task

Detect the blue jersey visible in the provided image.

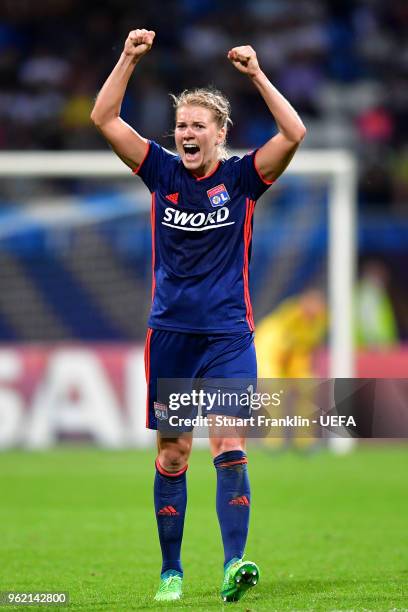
[135,141,273,334]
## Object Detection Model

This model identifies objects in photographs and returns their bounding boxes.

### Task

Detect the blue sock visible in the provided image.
[154,459,187,577]
[214,450,250,567]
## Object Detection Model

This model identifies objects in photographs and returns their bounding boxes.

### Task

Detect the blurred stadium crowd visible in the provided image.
[1,0,408,211]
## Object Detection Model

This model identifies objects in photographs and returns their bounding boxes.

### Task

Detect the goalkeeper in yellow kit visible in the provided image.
[255,290,327,449]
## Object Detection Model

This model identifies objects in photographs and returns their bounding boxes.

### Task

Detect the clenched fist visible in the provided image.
[124,29,155,61]
[227,46,261,78]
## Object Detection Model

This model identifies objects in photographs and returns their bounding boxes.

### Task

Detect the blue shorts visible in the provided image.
[144,329,257,431]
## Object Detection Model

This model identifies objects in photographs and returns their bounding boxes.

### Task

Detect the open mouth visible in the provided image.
[183,143,200,161]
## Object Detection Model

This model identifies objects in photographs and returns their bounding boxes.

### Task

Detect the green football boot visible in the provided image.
[221,558,260,603]
[154,571,183,602]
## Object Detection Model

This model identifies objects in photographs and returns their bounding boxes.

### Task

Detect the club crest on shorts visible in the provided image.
[207,184,230,207]
[154,402,168,421]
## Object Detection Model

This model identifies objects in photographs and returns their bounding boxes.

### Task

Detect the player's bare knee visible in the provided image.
[158,448,188,473]
[211,437,245,457]
[157,435,192,473]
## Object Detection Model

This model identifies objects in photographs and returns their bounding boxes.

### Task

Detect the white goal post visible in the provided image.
[0,150,357,379]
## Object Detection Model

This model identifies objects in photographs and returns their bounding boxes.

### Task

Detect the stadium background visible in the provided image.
[0,1,407,610]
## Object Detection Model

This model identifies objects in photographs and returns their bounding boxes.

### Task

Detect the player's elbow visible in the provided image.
[91,109,121,134]
[293,124,307,144]
[90,104,115,129]
[90,108,100,127]
[90,109,104,128]
[282,124,306,147]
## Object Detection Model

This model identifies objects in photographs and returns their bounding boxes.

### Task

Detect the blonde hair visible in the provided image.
[170,87,233,160]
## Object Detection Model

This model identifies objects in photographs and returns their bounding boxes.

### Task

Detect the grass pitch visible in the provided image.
[0,445,407,611]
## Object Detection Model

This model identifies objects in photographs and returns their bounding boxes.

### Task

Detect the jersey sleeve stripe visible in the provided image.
[253,150,275,185]
[132,141,151,175]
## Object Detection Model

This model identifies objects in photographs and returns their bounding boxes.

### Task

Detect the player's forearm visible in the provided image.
[91,53,139,127]
[250,70,306,143]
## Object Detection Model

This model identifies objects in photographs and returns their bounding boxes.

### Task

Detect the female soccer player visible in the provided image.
[91,28,306,603]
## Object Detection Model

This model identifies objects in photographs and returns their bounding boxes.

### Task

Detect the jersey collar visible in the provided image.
[189,161,222,182]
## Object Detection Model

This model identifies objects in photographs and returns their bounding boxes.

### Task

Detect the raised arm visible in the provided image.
[91,29,155,171]
[227,46,306,182]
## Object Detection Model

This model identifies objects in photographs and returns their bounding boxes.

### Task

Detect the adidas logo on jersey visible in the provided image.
[162,206,235,232]
[165,192,179,204]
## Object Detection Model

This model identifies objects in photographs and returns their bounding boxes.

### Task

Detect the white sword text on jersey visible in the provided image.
[161,206,235,232]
